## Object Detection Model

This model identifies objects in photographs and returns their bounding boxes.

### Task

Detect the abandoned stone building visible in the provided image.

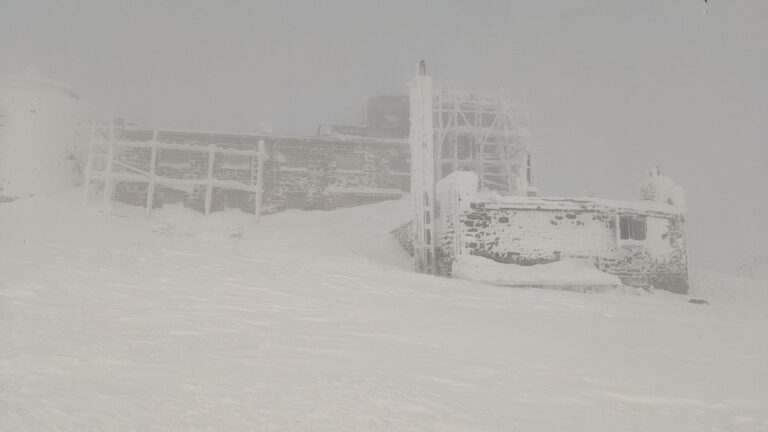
[402,64,689,293]
[82,96,412,216]
[2,66,689,293]
[428,171,689,293]
[82,83,535,219]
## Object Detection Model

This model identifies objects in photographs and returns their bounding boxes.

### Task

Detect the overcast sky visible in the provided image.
[1,0,766,274]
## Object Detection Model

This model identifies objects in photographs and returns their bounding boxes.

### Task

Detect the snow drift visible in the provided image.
[1,191,766,431]
[453,255,623,290]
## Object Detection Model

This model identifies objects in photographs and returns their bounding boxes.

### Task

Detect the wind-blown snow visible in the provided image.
[1,191,767,431]
[453,255,623,288]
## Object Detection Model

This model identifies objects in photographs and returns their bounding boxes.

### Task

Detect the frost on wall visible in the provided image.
[435,171,478,274]
[260,140,409,212]
[104,127,412,215]
[435,172,689,294]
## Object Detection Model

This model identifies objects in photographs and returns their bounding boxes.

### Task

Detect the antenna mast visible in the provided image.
[409,60,436,274]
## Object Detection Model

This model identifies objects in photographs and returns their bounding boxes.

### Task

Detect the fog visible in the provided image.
[2,2,768,429]
[3,0,765,273]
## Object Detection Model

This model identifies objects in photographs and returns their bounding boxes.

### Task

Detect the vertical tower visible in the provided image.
[409,61,436,273]
[0,67,89,201]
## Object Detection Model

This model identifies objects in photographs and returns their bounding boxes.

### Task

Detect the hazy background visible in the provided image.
[1,0,766,275]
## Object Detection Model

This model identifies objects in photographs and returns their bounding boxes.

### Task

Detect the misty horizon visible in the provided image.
[3,0,765,274]
[1,1,767,430]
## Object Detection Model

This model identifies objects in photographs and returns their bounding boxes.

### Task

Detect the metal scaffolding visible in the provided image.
[433,89,533,195]
[83,121,267,218]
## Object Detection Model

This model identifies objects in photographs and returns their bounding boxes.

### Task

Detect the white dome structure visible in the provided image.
[0,66,89,200]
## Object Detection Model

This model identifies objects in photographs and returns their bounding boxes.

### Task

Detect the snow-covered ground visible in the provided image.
[1,190,766,431]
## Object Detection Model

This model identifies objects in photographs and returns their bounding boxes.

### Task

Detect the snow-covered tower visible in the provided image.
[640,167,686,213]
[0,66,89,201]
[409,61,436,273]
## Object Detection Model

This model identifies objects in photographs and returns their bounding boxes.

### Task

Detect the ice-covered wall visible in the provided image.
[0,67,91,200]
[260,139,409,212]
[435,172,689,293]
[435,171,478,274]
[107,128,411,214]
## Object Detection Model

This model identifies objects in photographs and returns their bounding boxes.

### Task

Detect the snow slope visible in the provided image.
[1,191,767,431]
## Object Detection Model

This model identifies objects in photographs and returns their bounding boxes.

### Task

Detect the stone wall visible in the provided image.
[110,128,410,215]
[390,221,414,257]
[435,173,689,294]
[259,140,409,213]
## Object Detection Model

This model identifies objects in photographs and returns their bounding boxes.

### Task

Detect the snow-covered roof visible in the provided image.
[472,192,684,217]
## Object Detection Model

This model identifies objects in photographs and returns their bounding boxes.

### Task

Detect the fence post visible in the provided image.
[145,129,159,217]
[204,145,215,215]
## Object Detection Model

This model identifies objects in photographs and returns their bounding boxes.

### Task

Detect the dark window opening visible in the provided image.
[526,154,532,185]
[619,215,646,241]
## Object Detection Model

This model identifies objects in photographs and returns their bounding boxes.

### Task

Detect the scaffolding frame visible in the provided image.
[433,89,532,194]
[83,121,267,219]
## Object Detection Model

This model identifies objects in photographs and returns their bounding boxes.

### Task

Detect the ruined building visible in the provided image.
[1,66,688,293]
[81,96,411,216]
